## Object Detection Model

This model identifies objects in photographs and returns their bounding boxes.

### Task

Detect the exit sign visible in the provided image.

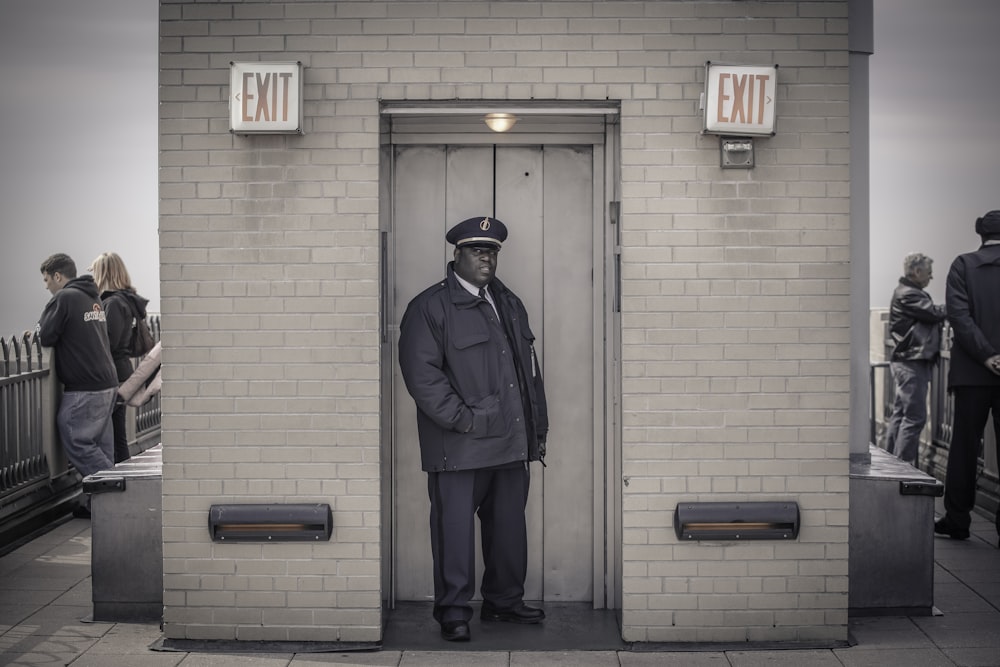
[703,63,777,136]
[229,61,303,135]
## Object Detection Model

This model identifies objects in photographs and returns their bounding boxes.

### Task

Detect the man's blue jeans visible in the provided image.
[57,388,117,479]
[885,359,933,465]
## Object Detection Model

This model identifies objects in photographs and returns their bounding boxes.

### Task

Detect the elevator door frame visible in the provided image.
[379,105,621,610]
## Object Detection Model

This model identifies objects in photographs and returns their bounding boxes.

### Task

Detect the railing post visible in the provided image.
[41,345,65,479]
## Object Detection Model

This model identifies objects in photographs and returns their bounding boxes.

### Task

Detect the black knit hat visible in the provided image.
[974,210,1000,238]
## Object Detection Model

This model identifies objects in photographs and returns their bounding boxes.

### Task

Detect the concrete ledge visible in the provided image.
[849,445,943,616]
[85,444,163,623]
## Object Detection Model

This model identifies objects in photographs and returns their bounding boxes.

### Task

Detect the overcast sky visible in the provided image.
[869,0,1000,307]
[1,0,998,336]
[0,0,158,337]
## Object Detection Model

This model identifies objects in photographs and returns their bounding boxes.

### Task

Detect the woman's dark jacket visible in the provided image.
[888,277,946,362]
[101,289,149,382]
[398,264,549,472]
[946,243,1000,389]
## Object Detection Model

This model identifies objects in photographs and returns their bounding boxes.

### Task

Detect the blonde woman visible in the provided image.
[89,252,149,463]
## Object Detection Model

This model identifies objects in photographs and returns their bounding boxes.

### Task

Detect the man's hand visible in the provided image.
[986,354,1000,376]
[538,439,546,459]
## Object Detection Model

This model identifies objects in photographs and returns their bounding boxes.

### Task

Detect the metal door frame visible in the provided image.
[378,102,622,609]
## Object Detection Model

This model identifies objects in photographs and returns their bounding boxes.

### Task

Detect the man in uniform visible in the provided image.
[398,216,549,642]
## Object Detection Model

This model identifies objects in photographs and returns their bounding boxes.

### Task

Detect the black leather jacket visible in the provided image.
[888,277,946,362]
[399,264,549,472]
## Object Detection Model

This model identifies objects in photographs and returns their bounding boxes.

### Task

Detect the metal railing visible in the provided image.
[0,334,50,500]
[874,317,999,522]
[0,317,161,545]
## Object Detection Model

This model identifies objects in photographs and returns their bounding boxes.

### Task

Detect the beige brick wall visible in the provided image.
[160,0,850,643]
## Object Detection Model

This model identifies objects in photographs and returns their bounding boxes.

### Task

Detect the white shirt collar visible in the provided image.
[455,272,488,298]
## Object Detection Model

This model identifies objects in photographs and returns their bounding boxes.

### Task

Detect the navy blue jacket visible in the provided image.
[946,243,1000,389]
[399,264,548,472]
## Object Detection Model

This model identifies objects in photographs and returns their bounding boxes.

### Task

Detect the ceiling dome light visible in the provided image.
[484,112,518,132]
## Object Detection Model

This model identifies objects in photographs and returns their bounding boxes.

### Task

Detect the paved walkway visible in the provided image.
[1,501,998,667]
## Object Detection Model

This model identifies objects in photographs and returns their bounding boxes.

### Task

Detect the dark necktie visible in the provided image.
[478,287,487,300]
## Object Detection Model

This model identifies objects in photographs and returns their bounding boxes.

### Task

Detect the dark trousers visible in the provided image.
[886,360,933,465]
[427,464,529,624]
[112,399,131,463]
[943,386,1000,531]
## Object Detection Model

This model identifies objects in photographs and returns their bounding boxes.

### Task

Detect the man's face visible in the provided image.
[453,245,499,288]
[42,272,64,295]
[912,263,933,289]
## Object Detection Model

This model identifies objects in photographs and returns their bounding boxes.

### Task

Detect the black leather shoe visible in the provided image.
[71,506,91,520]
[934,516,970,540]
[481,602,545,624]
[440,620,470,642]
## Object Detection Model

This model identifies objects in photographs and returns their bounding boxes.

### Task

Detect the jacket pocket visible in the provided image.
[452,331,490,350]
[469,393,506,438]
[519,324,539,379]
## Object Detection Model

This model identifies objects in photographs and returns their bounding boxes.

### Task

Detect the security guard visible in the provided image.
[398,216,549,642]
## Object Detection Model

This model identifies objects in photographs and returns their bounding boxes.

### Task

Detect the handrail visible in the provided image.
[0,318,162,536]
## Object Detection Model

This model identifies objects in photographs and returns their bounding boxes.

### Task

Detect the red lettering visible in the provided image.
[254,73,271,121]
[279,72,292,121]
[729,74,747,123]
[241,72,254,122]
[717,73,730,125]
[755,74,769,125]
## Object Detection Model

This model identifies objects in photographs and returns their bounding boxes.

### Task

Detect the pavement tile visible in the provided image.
[0,552,34,576]
[619,651,730,666]
[833,647,957,667]
[932,581,997,614]
[975,581,1000,608]
[942,647,1000,667]
[848,616,935,649]
[510,651,622,666]
[12,603,113,639]
[166,653,294,666]
[289,651,404,665]
[51,579,92,607]
[399,650,508,666]
[70,654,186,667]
[0,634,96,665]
[725,649,844,666]
[0,604,46,627]
[82,621,166,654]
[913,611,1000,649]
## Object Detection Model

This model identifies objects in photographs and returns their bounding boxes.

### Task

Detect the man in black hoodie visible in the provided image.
[935,212,1000,545]
[37,253,118,517]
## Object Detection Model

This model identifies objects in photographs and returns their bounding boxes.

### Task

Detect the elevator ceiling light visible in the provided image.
[484,113,518,132]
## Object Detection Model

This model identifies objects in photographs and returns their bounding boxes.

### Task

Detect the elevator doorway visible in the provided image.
[382,109,620,611]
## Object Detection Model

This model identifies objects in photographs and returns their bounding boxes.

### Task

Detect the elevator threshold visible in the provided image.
[382,601,624,652]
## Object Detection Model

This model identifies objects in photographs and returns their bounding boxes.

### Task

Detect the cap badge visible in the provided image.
[480,218,491,231]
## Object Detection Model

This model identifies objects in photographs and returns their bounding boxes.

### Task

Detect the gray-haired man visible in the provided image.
[885,252,946,465]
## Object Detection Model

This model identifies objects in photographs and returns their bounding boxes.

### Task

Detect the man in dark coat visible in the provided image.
[935,211,1000,544]
[398,216,549,642]
[885,252,946,465]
